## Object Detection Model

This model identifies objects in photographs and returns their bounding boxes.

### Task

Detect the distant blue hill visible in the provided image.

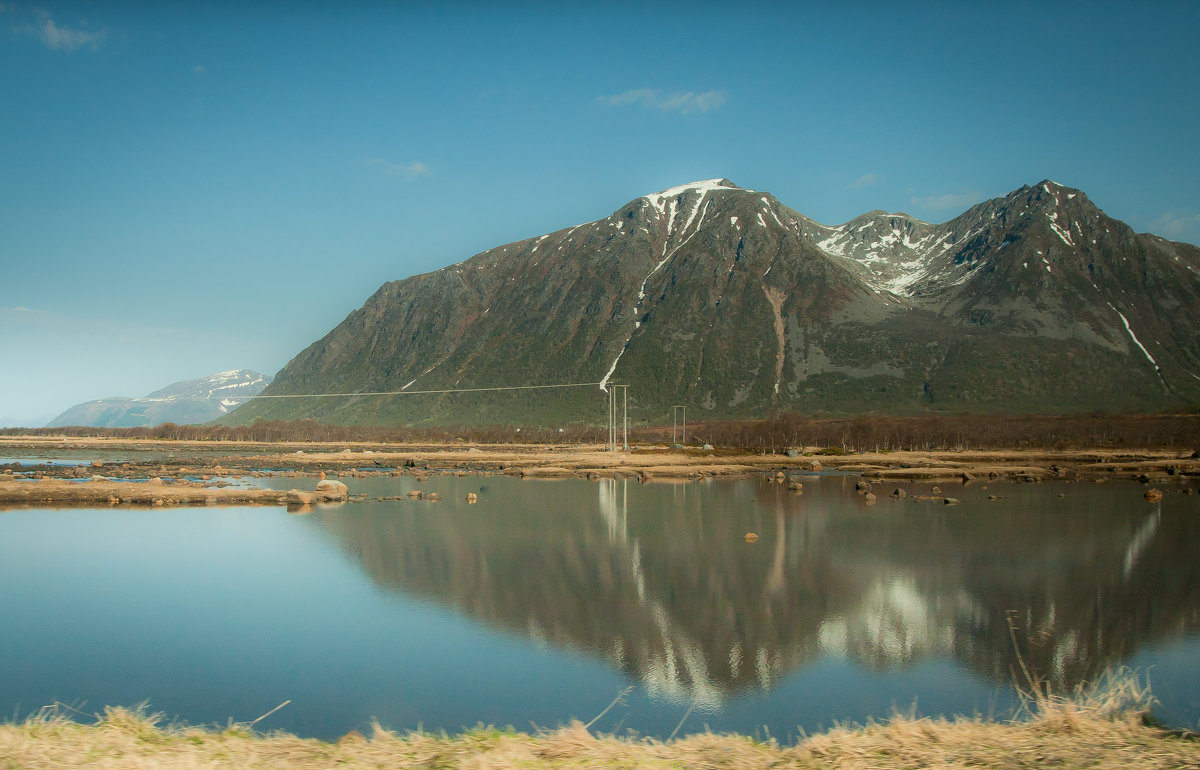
[47,369,272,427]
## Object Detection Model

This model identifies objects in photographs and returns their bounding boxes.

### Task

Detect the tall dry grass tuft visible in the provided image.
[2,672,1198,768]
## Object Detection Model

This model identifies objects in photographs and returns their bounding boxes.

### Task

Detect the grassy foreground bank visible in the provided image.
[4,677,1198,769]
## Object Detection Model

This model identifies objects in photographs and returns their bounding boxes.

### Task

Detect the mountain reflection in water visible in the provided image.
[304,475,1200,706]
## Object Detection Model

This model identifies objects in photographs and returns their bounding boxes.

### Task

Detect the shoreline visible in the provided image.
[3,682,1198,769]
[1,436,1197,507]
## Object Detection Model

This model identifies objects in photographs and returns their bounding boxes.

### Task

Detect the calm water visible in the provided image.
[1,474,1198,741]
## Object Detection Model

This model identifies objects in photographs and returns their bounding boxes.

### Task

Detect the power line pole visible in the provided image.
[623,385,628,451]
[606,384,629,452]
[672,405,687,445]
[607,386,615,451]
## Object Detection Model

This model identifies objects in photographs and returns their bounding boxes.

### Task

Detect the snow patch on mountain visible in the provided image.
[811,213,960,296]
[643,179,740,211]
[1109,303,1162,376]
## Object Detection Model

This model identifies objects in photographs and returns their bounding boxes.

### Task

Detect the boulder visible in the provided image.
[1144,488,1165,502]
[891,488,907,500]
[315,479,349,501]
[286,489,316,505]
[407,490,423,499]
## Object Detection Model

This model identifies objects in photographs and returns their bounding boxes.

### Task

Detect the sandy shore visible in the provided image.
[1,436,1197,507]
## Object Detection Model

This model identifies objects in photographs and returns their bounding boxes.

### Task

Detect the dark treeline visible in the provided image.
[685,412,1200,453]
[4,412,1200,452]
[0,420,605,445]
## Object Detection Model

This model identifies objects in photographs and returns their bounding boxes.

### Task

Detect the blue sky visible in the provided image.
[2,1,1198,424]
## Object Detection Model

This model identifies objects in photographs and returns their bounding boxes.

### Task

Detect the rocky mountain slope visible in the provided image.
[229,179,1200,425]
[48,369,271,427]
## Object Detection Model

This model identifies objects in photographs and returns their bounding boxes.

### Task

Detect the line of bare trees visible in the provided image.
[4,412,1199,452]
[0,420,603,445]
[683,412,1200,453]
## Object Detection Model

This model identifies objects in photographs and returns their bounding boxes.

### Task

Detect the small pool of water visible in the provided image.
[0,457,93,467]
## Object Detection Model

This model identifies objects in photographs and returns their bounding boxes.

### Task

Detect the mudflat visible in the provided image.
[1,436,1196,507]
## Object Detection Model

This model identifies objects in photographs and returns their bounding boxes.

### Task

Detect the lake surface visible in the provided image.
[2,474,1198,741]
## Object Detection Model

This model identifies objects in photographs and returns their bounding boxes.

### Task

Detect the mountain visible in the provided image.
[0,413,57,429]
[228,179,1200,426]
[47,369,272,428]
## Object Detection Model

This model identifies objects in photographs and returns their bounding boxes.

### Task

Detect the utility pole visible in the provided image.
[672,405,687,445]
[622,385,629,451]
[607,386,615,451]
[607,385,629,452]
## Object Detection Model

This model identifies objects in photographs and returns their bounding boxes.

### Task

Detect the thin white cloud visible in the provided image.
[368,159,431,179]
[849,173,878,189]
[599,88,656,108]
[35,14,108,51]
[1150,211,1200,242]
[596,88,728,114]
[0,306,35,313]
[192,64,206,76]
[910,190,984,212]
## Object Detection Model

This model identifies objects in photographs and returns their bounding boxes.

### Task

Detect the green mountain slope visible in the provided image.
[226,180,1200,426]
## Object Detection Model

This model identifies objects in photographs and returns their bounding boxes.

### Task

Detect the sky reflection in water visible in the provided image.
[1,475,1197,740]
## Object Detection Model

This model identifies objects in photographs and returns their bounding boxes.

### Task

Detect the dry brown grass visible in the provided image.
[3,672,1198,769]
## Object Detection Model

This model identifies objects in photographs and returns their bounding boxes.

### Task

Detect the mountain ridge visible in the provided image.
[49,369,272,428]
[226,179,1200,426]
